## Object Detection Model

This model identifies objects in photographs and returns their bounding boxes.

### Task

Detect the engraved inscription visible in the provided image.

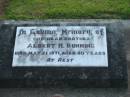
[12,26,108,67]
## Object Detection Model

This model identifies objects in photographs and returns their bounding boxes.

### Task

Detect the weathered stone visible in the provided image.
[0,20,128,88]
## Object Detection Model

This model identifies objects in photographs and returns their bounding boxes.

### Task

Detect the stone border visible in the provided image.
[0,19,128,88]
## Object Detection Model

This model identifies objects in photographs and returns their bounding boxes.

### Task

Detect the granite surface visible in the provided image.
[0,20,128,88]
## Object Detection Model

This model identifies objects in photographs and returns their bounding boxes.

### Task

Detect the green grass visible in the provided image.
[4,0,130,19]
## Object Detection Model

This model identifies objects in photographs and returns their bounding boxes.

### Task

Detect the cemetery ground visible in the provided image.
[0,0,130,19]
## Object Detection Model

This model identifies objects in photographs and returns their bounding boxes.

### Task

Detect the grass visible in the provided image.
[3,0,130,19]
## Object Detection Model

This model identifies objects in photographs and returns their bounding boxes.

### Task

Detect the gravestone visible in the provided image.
[13,26,108,67]
[0,20,128,88]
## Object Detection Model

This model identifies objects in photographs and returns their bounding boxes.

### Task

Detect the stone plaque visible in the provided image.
[12,26,108,67]
[0,21,128,88]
